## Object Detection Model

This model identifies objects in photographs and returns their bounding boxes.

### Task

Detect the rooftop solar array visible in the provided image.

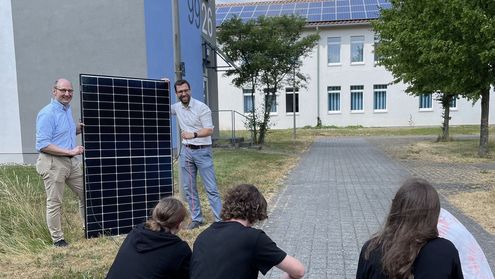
[80,74,173,238]
[216,0,391,26]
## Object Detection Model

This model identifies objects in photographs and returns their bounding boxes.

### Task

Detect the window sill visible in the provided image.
[350,62,365,66]
[328,63,342,67]
[327,111,341,114]
[419,108,433,112]
[373,110,387,113]
[350,110,365,114]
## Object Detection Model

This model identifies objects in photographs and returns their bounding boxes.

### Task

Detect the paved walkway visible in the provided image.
[260,137,495,279]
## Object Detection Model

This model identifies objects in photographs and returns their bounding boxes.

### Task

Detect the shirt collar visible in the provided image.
[180,97,194,110]
[51,98,70,111]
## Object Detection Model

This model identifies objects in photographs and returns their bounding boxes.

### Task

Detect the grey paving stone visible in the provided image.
[258,137,494,278]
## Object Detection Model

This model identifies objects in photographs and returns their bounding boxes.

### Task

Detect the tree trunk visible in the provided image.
[478,87,490,157]
[440,95,451,141]
[250,81,258,144]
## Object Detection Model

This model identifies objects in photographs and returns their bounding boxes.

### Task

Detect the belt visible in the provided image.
[184,144,211,150]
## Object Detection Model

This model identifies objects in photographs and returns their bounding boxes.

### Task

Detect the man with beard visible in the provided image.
[171,79,222,230]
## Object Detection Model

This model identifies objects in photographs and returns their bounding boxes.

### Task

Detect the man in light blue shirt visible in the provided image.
[35,78,84,247]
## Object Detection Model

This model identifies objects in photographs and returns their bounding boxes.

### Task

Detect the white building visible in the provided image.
[215,0,495,130]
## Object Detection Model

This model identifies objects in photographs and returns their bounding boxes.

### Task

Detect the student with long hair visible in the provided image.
[106,197,191,279]
[356,177,463,279]
[190,184,305,279]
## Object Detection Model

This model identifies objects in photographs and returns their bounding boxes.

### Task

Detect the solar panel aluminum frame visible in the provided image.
[80,74,173,238]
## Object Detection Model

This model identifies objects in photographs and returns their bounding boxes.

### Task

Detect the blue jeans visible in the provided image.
[180,146,222,222]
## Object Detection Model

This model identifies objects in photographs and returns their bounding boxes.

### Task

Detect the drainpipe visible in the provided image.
[316,26,321,126]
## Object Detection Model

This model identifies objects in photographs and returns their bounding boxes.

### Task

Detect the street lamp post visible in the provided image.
[292,65,296,140]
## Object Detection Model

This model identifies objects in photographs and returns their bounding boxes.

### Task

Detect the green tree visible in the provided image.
[373,0,495,154]
[218,15,319,145]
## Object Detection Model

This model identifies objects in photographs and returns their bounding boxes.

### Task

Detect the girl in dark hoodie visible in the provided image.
[106,197,191,279]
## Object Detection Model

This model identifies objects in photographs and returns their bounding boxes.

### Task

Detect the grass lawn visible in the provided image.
[0,125,493,278]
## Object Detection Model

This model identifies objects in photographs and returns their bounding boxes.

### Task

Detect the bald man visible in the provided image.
[35,78,85,247]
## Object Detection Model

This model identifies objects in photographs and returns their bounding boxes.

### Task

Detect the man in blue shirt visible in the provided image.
[35,78,85,247]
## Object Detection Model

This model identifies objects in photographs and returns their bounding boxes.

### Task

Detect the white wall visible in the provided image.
[217,23,494,130]
[0,0,23,163]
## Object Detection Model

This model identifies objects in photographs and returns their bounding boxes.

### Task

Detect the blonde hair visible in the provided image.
[145,197,187,232]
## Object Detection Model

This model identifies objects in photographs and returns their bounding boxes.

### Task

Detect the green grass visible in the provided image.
[0,124,492,278]
[0,166,82,255]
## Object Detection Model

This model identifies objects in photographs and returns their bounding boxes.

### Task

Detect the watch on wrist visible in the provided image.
[193,132,198,138]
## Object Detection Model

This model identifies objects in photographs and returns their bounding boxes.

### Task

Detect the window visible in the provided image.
[267,94,277,113]
[350,85,364,111]
[419,93,432,109]
[450,95,457,109]
[373,84,387,111]
[374,34,380,63]
[327,37,341,64]
[263,88,277,113]
[243,88,255,113]
[328,86,341,112]
[351,36,365,63]
[285,87,299,113]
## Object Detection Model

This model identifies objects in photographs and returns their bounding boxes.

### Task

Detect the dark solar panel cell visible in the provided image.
[98,77,113,86]
[256,5,269,11]
[80,75,172,238]
[81,76,97,85]
[309,7,322,14]
[266,10,280,16]
[113,78,127,87]
[351,5,365,12]
[230,6,243,12]
[352,11,367,19]
[322,1,335,8]
[337,12,351,20]
[295,3,308,9]
[309,2,322,8]
[268,4,283,10]
[240,11,254,17]
[128,79,142,88]
[216,7,229,13]
[280,9,293,15]
[308,14,321,21]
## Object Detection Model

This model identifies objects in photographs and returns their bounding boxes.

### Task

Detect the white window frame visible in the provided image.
[351,35,365,64]
[450,95,458,111]
[374,34,380,64]
[243,88,255,114]
[285,87,299,114]
[419,93,433,111]
[327,86,341,113]
[350,85,364,112]
[327,37,341,65]
[264,88,278,115]
[373,84,387,112]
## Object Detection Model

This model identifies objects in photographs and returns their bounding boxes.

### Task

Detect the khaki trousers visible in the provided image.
[36,153,85,242]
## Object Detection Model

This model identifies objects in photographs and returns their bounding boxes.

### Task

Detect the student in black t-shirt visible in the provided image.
[190,184,305,279]
[356,177,464,279]
[106,197,191,279]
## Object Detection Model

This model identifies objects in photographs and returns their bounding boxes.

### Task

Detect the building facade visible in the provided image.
[215,0,495,130]
[1,0,218,164]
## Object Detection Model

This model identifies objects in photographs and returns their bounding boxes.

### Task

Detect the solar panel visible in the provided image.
[215,0,390,25]
[80,74,173,238]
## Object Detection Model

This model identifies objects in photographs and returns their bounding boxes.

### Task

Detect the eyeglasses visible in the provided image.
[176,89,190,94]
[55,87,74,94]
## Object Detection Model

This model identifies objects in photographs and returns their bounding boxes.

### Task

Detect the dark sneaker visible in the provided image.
[187,221,203,230]
[53,239,69,247]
